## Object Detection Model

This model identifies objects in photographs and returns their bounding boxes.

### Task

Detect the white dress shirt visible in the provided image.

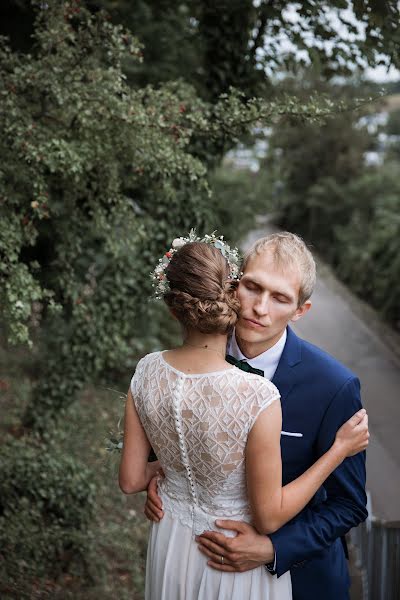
[227,328,287,573]
[228,328,287,381]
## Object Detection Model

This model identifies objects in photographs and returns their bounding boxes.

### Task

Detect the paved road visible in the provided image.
[241,223,400,522]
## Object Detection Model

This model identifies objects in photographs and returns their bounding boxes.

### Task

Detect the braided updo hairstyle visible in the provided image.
[164,242,240,334]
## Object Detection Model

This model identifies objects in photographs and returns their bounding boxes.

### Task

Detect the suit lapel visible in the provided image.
[271,327,302,406]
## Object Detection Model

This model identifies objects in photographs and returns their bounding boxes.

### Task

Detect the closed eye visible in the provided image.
[273,295,289,303]
[244,282,259,292]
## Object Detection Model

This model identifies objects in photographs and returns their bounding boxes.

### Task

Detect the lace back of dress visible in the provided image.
[131,352,279,533]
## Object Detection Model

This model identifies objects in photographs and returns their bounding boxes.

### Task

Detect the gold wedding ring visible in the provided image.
[220,555,224,565]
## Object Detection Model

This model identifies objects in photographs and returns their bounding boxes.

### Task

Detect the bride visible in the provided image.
[118,233,368,600]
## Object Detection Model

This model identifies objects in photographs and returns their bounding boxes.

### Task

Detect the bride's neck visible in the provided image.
[181,330,228,356]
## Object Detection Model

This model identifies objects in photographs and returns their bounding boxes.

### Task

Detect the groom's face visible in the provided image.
[235,250,311,353]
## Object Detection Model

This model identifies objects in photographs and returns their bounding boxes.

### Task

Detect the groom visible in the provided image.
[144,231,367,600]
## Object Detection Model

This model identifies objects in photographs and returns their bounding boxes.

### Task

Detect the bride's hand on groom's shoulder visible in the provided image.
[143,471,164,522]
[196,521,274,573]
[334,408,369,459]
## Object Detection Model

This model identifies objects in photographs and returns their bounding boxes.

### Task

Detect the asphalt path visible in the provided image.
[241,221,400,522]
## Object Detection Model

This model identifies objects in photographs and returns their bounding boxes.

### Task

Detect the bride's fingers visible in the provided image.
[354,414,368,432]
[349,408,367,426]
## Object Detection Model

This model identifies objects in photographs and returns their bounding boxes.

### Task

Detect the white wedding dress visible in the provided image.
[131,351,292,600]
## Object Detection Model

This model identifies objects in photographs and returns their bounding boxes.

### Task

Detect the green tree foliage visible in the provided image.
[0,2,208,428]
[211,163,276,244]
[265,77,400,328]
[1,2,338,430]
[2,1,399,99]
[0,1,398,595]
[267,84,372,258]
[96,0,400,96]
[385,107,400,160]
[386,107,400,135]
[334,164,400,327]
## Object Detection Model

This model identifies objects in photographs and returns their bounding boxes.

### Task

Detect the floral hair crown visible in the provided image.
[151,229,242,300]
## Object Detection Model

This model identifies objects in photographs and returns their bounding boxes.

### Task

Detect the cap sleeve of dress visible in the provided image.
[129,354,148,398]
[247,377,281,434]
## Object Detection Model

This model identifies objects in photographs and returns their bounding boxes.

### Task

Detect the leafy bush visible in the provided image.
[0,436,96,594]
[333,164,400,328]
[0,2,212,429]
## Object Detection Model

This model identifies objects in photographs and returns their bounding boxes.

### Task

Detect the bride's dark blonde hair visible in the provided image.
[164,242,240,334]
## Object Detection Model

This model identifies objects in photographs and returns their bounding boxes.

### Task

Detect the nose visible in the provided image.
[254,294,269,317]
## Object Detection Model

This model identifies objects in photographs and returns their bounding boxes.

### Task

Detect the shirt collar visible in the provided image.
[229,328,287,372]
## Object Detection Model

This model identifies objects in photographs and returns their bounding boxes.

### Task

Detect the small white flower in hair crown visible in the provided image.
[151,229,242,300]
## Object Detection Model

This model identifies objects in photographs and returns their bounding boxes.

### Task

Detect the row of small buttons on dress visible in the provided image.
[173,377,198,503]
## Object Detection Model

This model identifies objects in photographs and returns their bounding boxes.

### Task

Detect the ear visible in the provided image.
[290,299,311,323]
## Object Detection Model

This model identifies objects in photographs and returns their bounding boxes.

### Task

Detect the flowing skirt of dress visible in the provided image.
[144,509,292,600]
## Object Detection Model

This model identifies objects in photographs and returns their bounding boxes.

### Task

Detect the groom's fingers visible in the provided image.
[144,494,163,519]
[215,519,248,533]
[199,545,255,573]
[196,536,228,556]
[196,531,231,551]
[197,545,237,572]
[206,559,254,573]
[196,520,247,547]
[146,493,162,513]
[196,522,250,555]
[144,502,163,522]
[147,477,163,508]
[206,560,237,573]
[143,478,164,522]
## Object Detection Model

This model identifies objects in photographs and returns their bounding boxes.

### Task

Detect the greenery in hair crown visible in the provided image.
[151,229,242,300]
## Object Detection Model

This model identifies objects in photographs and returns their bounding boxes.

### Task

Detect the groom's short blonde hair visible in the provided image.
[242,232,316,307]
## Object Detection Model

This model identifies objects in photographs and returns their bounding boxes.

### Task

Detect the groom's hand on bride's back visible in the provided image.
[196,521,274,573]
[144,472,164,522]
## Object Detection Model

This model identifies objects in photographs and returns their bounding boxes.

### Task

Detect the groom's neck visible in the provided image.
[234,330,285,359]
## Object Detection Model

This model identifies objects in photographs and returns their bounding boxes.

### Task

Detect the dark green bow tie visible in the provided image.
[226,354,264,377]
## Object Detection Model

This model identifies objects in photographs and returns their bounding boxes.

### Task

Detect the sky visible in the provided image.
[365,64,399,83]
[274,3,400,83]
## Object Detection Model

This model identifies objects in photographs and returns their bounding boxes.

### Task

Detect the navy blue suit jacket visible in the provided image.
[269,327,367,600]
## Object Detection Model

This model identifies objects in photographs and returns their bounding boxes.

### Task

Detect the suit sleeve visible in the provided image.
[269,376,368,577]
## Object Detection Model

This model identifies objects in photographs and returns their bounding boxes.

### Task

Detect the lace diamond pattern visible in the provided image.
[131,351,280,535]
